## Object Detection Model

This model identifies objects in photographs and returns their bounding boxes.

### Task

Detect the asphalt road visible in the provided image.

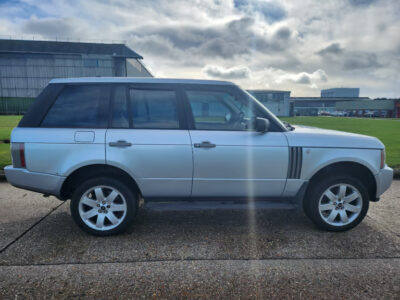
[0,181,399,299]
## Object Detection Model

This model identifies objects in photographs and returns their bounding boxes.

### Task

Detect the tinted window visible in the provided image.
[186,90,256,131]
[112,86,129,128]
[129,89,179,129]
[41,85,109,128]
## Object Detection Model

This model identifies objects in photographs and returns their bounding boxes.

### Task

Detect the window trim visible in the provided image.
[181,85,285,132]
[109,83,186,130]
[39,83,112,129]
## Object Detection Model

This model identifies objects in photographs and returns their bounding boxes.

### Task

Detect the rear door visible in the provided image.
[184,86,289,198]
[105,84,193,198]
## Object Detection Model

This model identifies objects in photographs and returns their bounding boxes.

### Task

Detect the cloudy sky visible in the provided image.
[1,0,399,97]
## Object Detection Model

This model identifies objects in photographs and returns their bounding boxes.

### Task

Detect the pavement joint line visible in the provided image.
[0,201,65,254]
[1,257,400,268]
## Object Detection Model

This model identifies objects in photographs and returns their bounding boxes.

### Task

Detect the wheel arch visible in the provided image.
[60,164,142,200]
[304,161,377,202]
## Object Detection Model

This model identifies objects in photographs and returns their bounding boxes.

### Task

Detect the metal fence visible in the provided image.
[0,97,35,114]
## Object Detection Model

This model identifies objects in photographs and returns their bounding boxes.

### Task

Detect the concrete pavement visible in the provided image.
[0,181,399,298]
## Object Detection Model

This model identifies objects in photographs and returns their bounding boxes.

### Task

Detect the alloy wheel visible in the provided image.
[78,185,127,231]
[318,183,363,226]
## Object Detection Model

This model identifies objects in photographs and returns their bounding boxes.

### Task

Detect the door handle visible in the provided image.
[109,140,132,147]
[194,141,216,148]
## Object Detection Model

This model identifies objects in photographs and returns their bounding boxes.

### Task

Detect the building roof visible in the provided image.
[247,89,290,93]
[50,77,235,85]
[321,87,359,91]
[291,97,369,102]
[0,39,143,59]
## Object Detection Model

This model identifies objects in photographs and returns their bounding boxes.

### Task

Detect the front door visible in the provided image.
[106,85,193,198]
[184,87,288,198]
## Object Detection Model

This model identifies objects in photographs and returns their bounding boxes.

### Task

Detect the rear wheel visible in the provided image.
[303,176,369,231]
[70,177,137,236]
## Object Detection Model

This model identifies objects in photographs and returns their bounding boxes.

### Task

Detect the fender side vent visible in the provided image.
[288,147,303,179]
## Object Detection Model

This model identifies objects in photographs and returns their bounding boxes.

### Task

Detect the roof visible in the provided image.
[49,77,235,85]
[247,89,290,93]
[0,39,143,59]
[291,97,370,102]
[321,87,359,91]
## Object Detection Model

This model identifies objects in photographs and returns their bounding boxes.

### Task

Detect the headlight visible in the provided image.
[380,149,386,169]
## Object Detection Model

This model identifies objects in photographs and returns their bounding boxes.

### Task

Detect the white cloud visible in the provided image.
[0,0,399,97]
[202,65,251,79]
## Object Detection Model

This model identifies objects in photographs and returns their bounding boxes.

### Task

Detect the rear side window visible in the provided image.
[129,89,179,129]
[41,85,110,128]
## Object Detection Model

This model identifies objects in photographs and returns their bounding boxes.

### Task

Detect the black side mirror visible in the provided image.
[255,117,270,132]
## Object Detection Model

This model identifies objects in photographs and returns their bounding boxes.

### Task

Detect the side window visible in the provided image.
[41,85,109,128]
[186,90,256,131]
[129,89,179,129]
[112,86,129,128]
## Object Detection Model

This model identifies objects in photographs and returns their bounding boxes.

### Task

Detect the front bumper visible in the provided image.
[375,165,393,198]
[4,166,65,197]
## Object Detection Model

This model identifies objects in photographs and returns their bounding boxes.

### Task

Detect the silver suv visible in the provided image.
[5,78,393,235]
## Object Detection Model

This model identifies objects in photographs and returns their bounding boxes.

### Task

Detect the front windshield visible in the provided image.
[241,89,288,131]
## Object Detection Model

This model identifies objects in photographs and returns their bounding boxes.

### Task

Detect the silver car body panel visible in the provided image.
[11,127,106,176]
[4,166,64,196]
[189,130,288,197]
[105,129,193,197]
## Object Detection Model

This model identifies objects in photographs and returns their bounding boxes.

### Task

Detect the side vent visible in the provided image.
[287,147,303,179]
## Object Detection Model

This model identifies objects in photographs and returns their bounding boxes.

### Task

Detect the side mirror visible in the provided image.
[255,117,270,132]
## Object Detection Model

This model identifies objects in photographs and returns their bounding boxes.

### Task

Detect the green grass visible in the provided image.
[0,143,11,168]
[281,117,400,169]
[0,115,22,128]
[0,115,21,168]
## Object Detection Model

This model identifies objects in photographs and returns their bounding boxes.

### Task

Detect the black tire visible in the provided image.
[303,175,369,232]
[70,177,137,236]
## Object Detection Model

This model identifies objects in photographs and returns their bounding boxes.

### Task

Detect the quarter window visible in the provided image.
[41,85,109,128]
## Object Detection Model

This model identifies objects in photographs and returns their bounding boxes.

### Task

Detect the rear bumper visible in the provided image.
[4,166,65,197]
[375,166,393,198]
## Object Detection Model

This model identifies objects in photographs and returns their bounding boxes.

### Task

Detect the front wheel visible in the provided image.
[303,176,369,231]
[70,177,137,236]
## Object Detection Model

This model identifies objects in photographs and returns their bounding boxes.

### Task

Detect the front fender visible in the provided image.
[301,147,381,180]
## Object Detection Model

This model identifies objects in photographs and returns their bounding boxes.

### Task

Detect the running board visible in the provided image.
[145,200,296,212]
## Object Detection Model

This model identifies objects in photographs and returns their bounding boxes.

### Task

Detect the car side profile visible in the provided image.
[5,78,393,235]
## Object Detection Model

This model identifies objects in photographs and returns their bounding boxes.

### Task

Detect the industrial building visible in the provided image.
[321,88,359,98]
[291,96,369,116]
[247,89,291,117]
[336,99,400,118]
[0,39,152,114]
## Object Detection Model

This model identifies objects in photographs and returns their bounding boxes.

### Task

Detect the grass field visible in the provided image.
[0,115,398,169]
[281,117,400,169]
[0,115,21,140]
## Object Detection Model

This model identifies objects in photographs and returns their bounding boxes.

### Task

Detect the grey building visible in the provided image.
[336,99,400,118]
[321,88,359,98]
[0,39,152,113]
[247,89,291,117]
[291,97,369,116]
